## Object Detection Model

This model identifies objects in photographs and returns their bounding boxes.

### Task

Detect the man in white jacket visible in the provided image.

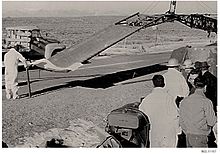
[163,58,189,108]
[139,75,180,147]
[4,44,28,99]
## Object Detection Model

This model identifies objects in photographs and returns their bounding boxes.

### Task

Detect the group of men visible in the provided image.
[139,58,217,148]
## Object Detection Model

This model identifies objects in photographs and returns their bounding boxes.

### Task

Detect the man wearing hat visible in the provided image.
[163,58,189,108]
[179,76,216,147]
[200,61,217,115]
[4,43,28,99]
[200,61,217,147]
[194,61,202,71]
[187,69,202,95]
[163,58,189,147]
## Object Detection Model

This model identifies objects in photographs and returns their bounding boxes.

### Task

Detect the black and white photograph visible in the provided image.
[1,0,218,152]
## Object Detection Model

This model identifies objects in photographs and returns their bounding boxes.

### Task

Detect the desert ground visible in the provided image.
[2,16,216,147]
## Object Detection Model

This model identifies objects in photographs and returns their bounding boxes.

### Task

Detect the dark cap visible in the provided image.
[194,76,205,88]
[201,61,210,69]
[194,61,202,69]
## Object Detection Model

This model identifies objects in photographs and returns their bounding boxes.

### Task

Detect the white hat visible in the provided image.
[167,58,179,67]
[183,59,194,69]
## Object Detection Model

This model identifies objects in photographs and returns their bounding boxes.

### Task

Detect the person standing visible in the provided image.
[179,77,217,147]
[163,58,189,108]
[200,61,217,115]
[139,75,180,147]
[200,61,217,147]
[187,69,202,95]
[194,61,202,71]
[4,44,28,99]
[181,59,194,80]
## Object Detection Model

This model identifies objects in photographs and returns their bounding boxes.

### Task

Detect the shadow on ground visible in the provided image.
[2,74,103,90]
[18,64,167,98]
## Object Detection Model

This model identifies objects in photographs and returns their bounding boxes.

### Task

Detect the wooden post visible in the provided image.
[26,68,32,98]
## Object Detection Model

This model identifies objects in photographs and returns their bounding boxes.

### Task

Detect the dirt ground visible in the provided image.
[2,16,217,148]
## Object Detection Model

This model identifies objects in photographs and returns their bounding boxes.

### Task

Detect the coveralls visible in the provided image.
[4,48,27,99]
[139,87,180,147]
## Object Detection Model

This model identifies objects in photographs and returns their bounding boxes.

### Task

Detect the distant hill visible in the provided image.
[2,9,123,17]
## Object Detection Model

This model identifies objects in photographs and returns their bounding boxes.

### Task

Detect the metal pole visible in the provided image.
[26,68,32,98]
[38,69,41,79]
[123,38,127,48]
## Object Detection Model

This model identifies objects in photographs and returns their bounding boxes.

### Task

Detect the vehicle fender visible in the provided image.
[45,43,66,59]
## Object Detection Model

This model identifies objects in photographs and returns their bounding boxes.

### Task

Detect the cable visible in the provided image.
[199,2,212,13]
[141,1,157,14]
[197,1,214,14]
[200,1,216,13]
[142,1,160,15]
[147,2,160,14]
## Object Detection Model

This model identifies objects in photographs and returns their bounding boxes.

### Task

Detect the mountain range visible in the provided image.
[2,9,125,17]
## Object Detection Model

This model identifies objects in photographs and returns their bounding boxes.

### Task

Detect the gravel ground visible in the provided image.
[2,16,215,147]
[2,69,165,147]
[2,37,214,147]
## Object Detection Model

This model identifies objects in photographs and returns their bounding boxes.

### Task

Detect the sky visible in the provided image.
[2,1,218,17]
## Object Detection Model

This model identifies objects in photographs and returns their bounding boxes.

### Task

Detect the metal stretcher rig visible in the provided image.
[116,1,216,35]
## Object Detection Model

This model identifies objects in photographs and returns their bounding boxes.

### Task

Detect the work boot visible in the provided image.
[6,93,12,99]
[12,95,20,100]
[6,88,12,99]
[12,87,19,100]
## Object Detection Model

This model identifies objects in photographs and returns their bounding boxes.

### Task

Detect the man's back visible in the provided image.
[163,68,189,98]
[140,87,178,132]
[140,88,171,117]
[139,74,180,147]
[179,89,216,135]
[139,87,179,147]
[4,48,25,72]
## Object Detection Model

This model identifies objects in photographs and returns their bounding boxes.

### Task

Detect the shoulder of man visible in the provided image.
[203,72,217,84]
[202,96,213,105]
[203,71,216,78]
[179,93,193,104]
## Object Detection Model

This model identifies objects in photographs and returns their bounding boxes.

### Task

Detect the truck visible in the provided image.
[2,26,66,61]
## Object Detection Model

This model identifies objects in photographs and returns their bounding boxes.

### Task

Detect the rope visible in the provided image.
[141,1,216,15]
[200,1,216,13]
[141,1,157,14]
[141,1,160,14]
[147,2,160,14]
[197,1,215,14]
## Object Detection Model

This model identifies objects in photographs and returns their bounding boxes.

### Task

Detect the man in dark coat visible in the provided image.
[201,62,217,115]
[201,61,217,148]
